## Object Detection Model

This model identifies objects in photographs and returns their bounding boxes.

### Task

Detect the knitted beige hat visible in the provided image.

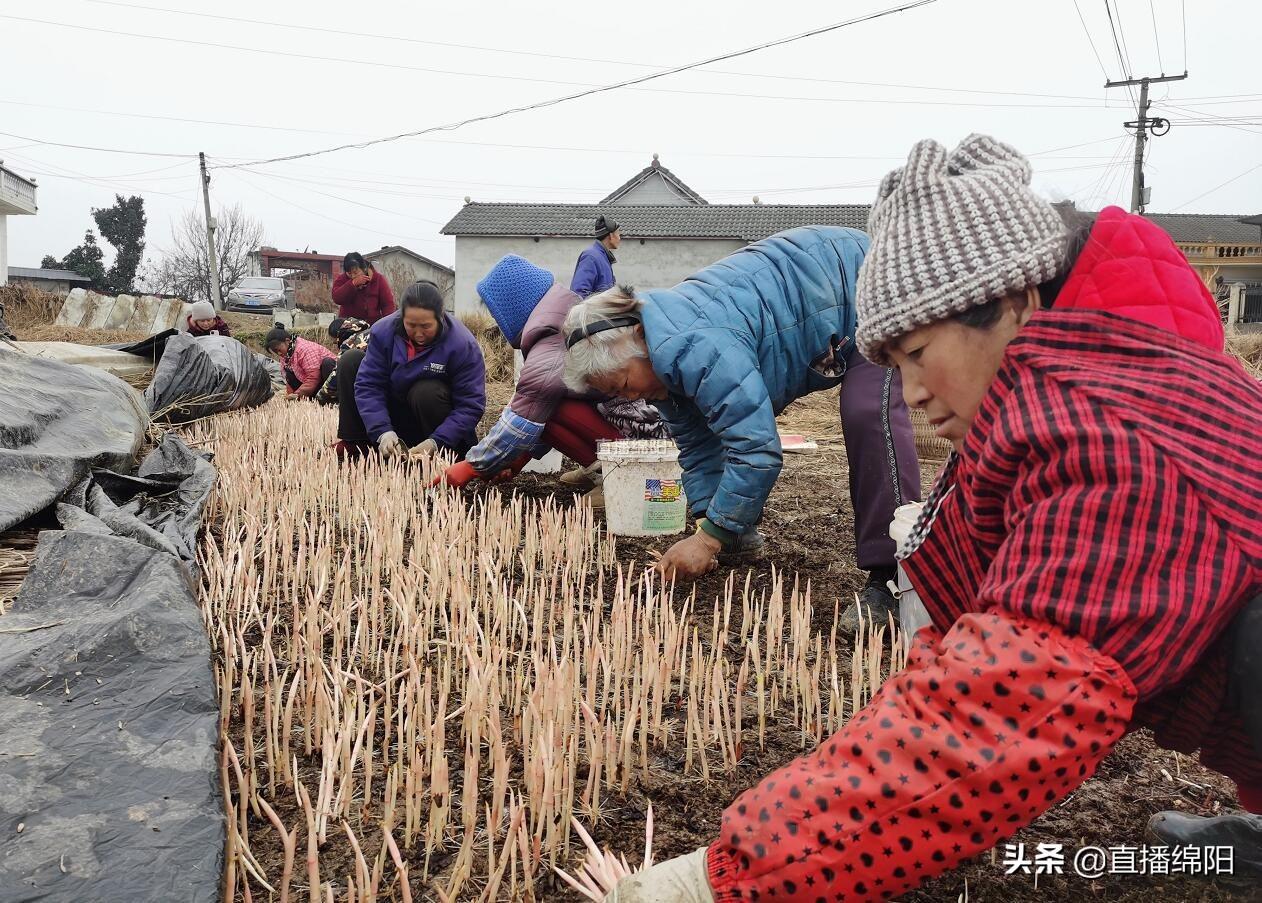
[855,134,1068,364]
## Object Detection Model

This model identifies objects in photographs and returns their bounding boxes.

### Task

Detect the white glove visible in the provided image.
[377,431,405,459]
[408,438,439,460]
[606,848,713,902]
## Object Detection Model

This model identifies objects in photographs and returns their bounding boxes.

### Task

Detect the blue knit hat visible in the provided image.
[476,255,555,344]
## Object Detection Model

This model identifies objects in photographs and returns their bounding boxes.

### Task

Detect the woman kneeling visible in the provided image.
[337,281,485,461]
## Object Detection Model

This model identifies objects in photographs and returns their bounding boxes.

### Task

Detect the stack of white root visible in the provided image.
[188,401,905,902]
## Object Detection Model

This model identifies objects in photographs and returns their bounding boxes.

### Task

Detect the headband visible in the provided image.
[564,316,640,350]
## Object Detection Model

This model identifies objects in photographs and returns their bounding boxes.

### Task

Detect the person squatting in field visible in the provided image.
[605,134,1262,901]
[434,255,668,503]
[562,225,922,629]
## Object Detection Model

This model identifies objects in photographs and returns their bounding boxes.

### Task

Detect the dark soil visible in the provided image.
[225,394,1257,902]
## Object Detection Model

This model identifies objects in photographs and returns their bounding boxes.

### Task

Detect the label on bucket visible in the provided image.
[642,479,685,532]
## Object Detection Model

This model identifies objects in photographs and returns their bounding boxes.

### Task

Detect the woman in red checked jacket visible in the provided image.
[608,134,1262,902]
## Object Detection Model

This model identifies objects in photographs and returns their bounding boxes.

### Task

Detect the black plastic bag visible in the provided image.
[144,332,272,422]
[0,351,147,532]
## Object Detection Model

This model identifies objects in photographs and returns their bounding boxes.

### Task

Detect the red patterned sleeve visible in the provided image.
[706,611,1136,902]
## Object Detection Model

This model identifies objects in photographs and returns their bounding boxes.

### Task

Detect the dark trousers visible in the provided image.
[336,348,471,456]
[839,345,922,571]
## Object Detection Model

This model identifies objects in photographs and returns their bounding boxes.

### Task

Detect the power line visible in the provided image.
[5,13,1131,115]
[0,129,196,158]
[1147,0,1164,73]
[1104,0,1131,78]
[213,3,992,171]
[1182,0,1188,72]
[1111,0,1138,79]
[77,0,1114,103]
[0,14,596,91]
[1072,0,1111,80]
[223,168,450,246]
[1169,162,1262,212]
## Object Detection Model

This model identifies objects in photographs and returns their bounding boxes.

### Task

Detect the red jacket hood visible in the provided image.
[1054,206,1223,351]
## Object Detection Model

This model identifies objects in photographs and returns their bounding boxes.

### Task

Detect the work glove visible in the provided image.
[377,431,405,459]
[606,848,713,902]
[434,461,478,488]
[489,454,533,484]
[408,438,439,461]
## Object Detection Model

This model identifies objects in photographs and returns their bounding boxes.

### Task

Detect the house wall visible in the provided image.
[0,216,8,287]
[610,174,696,205]
[366,250,455,302]
[451,236,745,316]
[8,276,73,296]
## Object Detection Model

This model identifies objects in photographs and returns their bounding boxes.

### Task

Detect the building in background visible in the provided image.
[0,162,38,287]
[441,157,868,316]
[6,266,90,297]
[1146,212,1262,326]
[364,245,455,303]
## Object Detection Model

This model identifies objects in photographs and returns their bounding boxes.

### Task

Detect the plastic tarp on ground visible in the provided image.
[0,435,222,902]
[145,332,272,422]
[0,350,147,532]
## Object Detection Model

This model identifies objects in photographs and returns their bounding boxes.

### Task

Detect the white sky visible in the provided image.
[2,0,1259,271]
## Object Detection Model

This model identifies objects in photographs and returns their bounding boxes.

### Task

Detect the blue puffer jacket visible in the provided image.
[640,226,869,537]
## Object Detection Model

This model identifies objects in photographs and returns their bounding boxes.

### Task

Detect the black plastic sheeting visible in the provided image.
[145,332,273,422]
[0,532,222,902]
[0,350,147,532]
[0,435,223,902]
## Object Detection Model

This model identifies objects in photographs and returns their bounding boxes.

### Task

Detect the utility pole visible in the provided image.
[198,152,223,310]
[1105,72,1187,214]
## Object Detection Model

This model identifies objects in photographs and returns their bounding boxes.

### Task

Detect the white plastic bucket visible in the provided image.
[596,439,688,536]
[889,503,932,635]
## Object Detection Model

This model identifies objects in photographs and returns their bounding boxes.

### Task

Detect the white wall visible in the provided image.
[0,215,8,287]
[452,235,745,316]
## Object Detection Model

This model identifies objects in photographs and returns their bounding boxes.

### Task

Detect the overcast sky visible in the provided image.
[3,0,1259,272]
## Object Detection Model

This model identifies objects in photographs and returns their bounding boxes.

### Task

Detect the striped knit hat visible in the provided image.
[855,134,1068,364]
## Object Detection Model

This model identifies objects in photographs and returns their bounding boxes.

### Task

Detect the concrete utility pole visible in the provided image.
[199,152,223,310]
[1105,72,1187,214]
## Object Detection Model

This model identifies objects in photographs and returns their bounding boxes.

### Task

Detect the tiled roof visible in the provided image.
[7,266,90,282]
[441,203,871,241]
[1144,213,1262,244]
[600,157,708,205]
[365,245,454,275]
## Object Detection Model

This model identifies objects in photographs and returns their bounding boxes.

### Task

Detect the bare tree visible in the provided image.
[380,258,455,305]
[151,204,264,303]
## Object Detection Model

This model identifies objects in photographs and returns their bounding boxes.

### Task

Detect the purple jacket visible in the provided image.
[353,311,486,450]
[570,241,615,298]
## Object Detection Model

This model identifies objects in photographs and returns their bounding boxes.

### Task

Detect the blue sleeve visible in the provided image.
[654,329,782,536]
[353,329,394,442]
[570,251,599,299]
[431,341,487,450]
[655,397,725,518]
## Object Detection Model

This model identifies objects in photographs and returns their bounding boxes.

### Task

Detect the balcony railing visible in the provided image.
[0,165,37,213]
[1178,241,1262,261]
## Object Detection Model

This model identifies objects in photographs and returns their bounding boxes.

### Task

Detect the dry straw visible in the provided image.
[188,400,906,901]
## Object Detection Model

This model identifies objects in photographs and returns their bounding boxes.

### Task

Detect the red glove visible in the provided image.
[434,461,478,488]
[489,454,532,484]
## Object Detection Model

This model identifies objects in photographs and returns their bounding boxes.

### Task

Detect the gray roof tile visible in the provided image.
[1144,213,1262,244]
[441,203,871,241]
[7,266,91,282]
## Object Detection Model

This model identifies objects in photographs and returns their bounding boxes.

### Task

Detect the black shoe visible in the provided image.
[839,571,899,633]
[1146,810,1262,884]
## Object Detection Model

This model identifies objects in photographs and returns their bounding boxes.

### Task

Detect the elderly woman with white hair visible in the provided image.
[562,225,922,627]
[600,135,1262,902]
